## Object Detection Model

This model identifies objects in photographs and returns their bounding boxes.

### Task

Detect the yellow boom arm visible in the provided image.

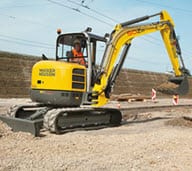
[92,10,189,106]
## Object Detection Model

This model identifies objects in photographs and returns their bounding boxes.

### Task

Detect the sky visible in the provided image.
[0,0,192,73]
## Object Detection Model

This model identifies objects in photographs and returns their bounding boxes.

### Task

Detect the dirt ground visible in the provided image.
[0,98,192,171]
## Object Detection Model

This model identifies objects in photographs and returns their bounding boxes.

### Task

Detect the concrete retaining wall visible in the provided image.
[113,69,169,96]
[0,51,40,98]
[0,51,191,98]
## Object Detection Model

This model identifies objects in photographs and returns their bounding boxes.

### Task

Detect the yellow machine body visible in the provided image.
[31,60,86,106]
[31,60,86,92]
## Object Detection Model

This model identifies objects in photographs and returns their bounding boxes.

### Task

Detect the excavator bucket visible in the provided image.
[156,76,189,95]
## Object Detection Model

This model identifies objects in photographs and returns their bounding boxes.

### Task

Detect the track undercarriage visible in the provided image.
[0,104,122,136]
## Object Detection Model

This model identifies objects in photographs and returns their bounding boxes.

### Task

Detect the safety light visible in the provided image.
[57,28,62,35]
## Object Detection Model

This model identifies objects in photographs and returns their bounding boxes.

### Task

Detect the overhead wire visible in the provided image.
[0,12,55,30]
[133,0,192,55]
[133,0,192,62]
[0,12,16,19]
[46,0,113,26]
[0,34,53,47]
[0,2,50,10]
[128,57,168,68]
[144,34,192,60]
[66,0,119,23]
[0,2,56,50]
[0,38,54,49]
[135,0,192,14]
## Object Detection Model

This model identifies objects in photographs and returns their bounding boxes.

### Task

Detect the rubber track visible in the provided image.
[43,107,122,134]
[43,107,96,133]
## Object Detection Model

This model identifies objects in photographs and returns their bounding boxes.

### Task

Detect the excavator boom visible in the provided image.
[92,10,190,106]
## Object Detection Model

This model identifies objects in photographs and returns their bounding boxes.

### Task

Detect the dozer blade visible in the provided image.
[0,115,43,136]
[156,76,189,95]
[0,104,48,136]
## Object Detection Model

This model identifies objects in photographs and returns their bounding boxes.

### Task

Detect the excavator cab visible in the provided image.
[29,30,108,108]
[55,31,106,64]
[56,33,88,63]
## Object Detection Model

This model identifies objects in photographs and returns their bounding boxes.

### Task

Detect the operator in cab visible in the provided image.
[70,39,86,65]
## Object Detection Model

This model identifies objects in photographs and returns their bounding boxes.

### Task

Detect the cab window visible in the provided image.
[56,34,87,63]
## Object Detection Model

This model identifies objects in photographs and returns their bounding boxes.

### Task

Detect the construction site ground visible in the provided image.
[1,98,192,171]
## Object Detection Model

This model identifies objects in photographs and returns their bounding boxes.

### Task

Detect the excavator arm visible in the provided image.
[92,10,190,107]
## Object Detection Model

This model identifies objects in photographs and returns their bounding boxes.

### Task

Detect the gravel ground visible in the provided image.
[0,98,192,171]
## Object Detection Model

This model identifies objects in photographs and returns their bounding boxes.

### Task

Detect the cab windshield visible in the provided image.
[56,33,87,62]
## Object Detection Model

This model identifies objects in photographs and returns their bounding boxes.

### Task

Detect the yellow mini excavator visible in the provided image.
[0,10,190,136]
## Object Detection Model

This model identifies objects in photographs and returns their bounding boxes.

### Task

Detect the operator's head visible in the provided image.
[73,39,81,52]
